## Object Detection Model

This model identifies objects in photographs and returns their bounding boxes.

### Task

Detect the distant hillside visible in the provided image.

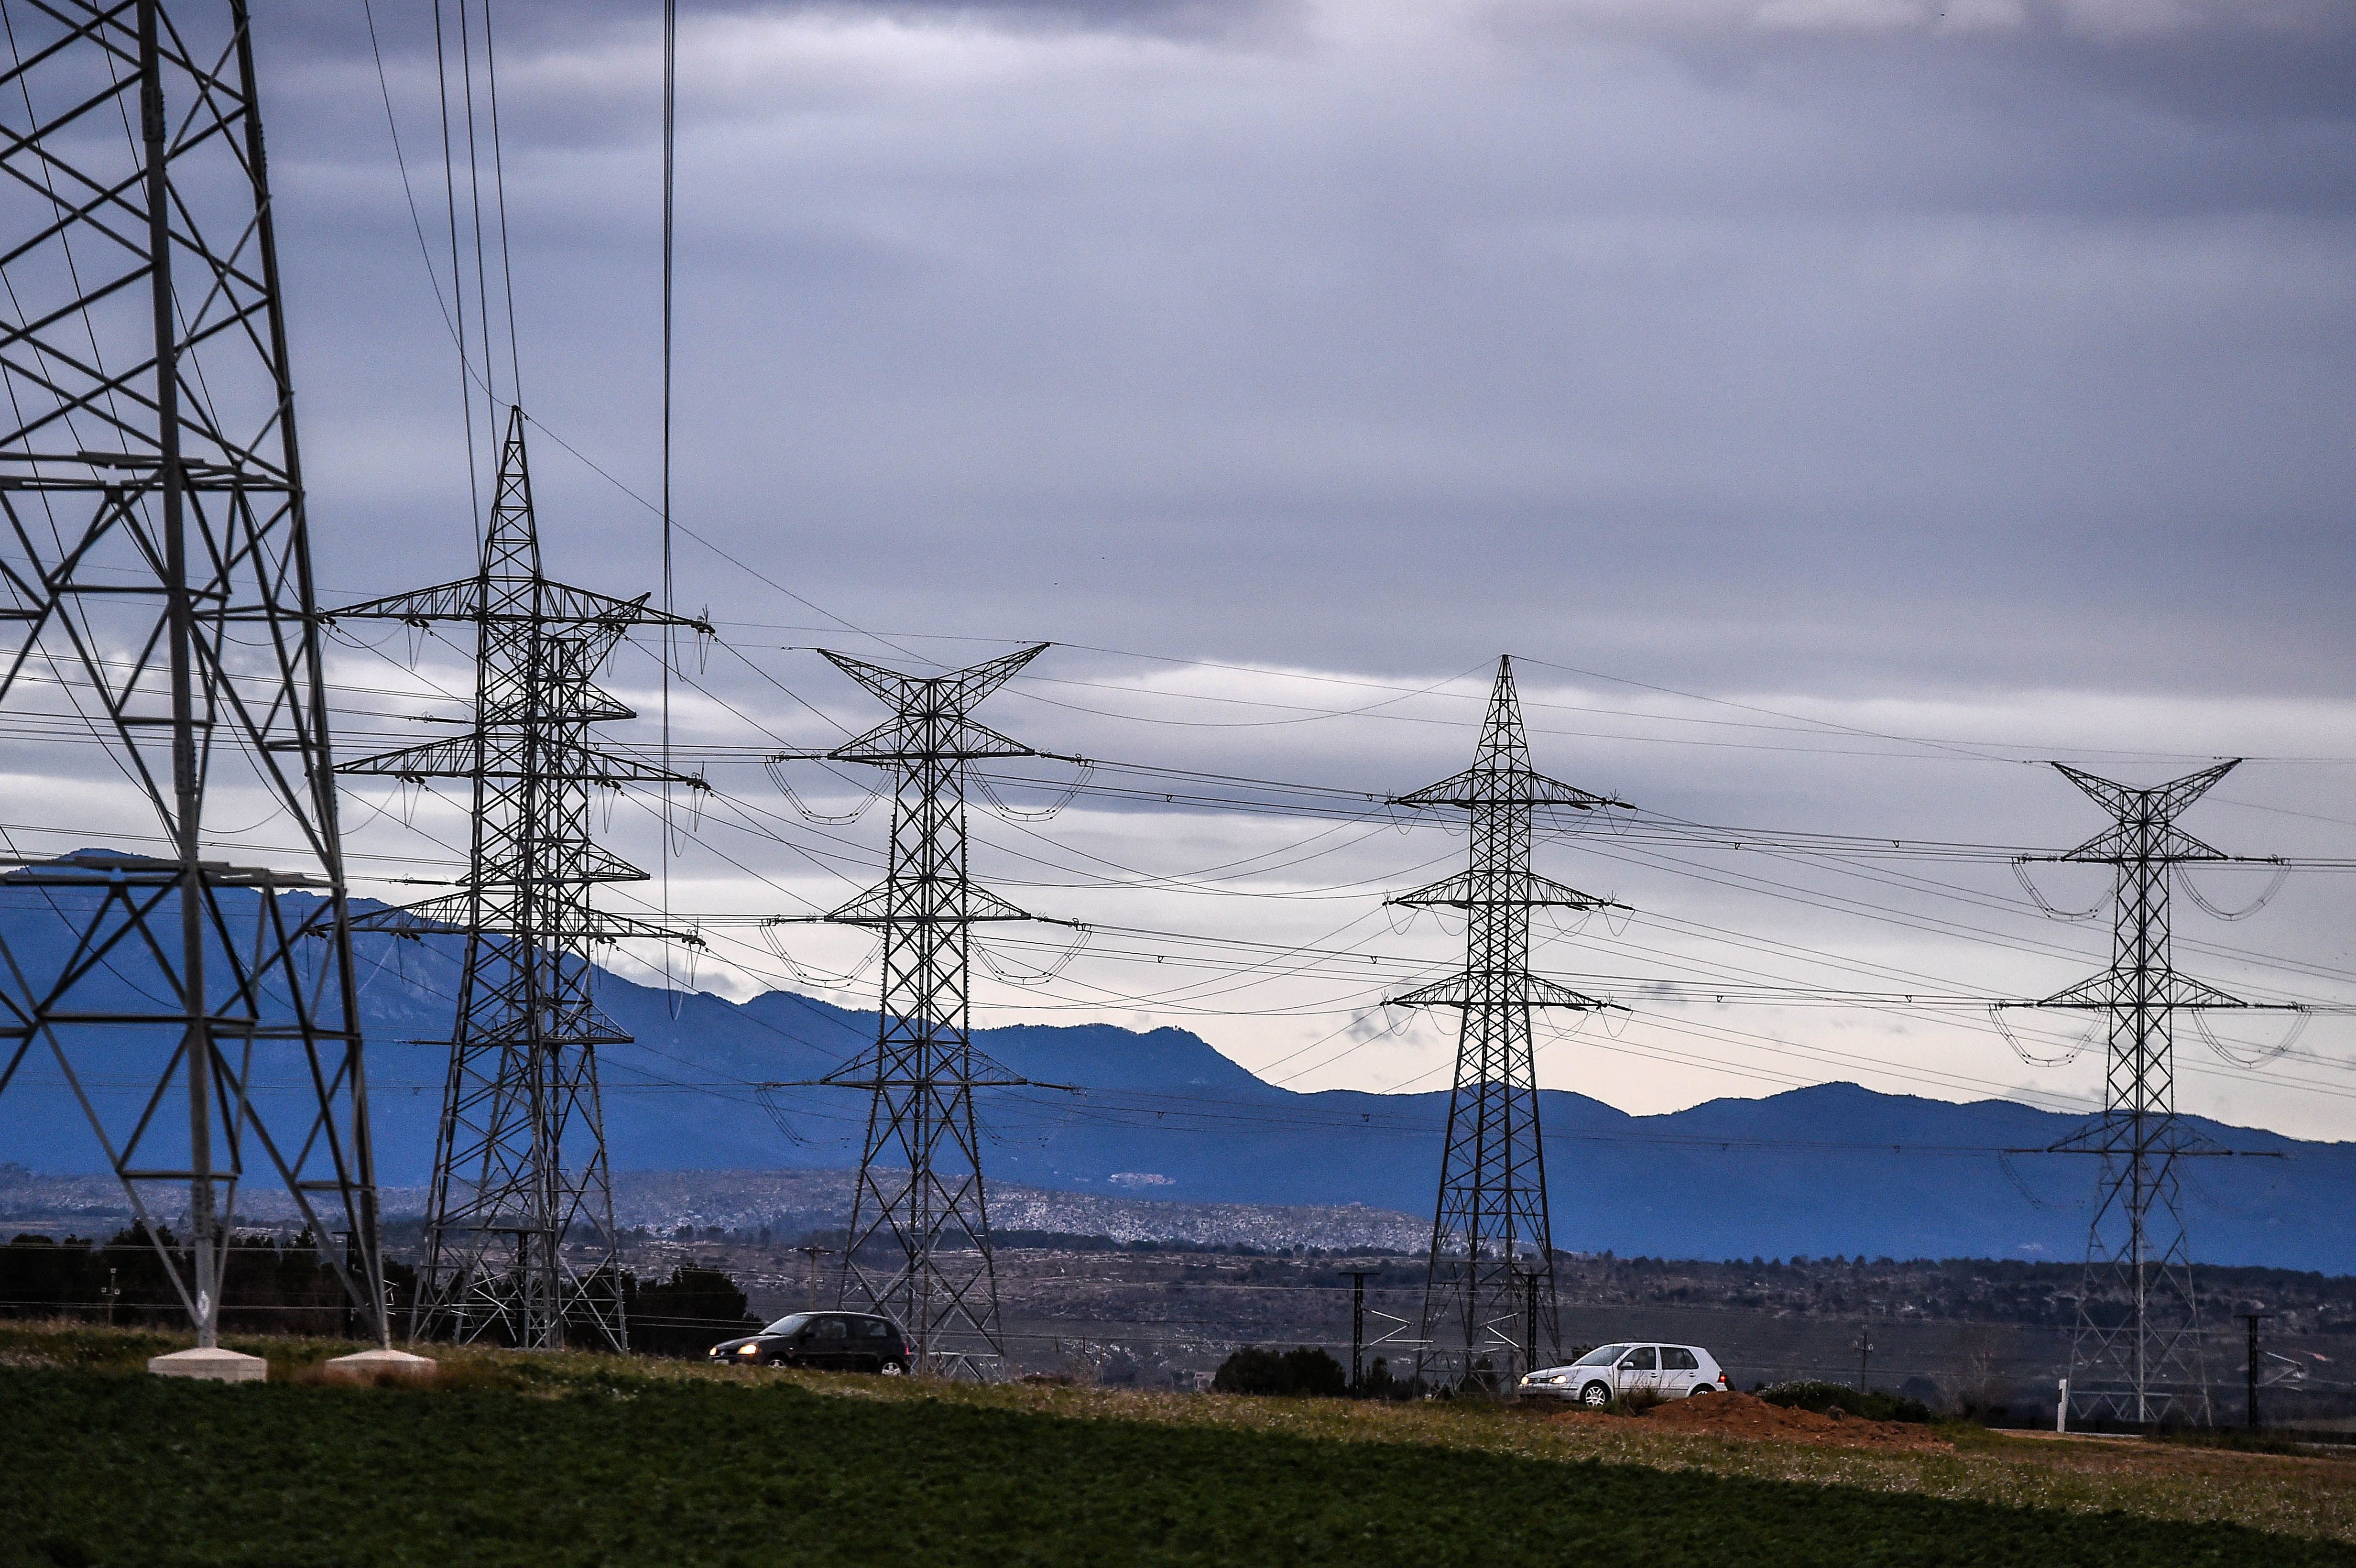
[1,894,2351,1269]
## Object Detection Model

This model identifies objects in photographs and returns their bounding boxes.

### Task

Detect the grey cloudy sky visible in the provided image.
[95,0,2356,1133]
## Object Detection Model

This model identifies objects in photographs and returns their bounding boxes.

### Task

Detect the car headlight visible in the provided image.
[737,1344,759,1356]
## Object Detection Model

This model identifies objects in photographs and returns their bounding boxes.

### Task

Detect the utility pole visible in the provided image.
[335,409,709,1351]
[1390,657,1628,1390]
[2242,1313,2271,1431]
[0,0,385,1354]
[796,1245,835,1311]
[1344,1271,1368,1394]
[2007,762,2297,1427]
[1855,1321,1873,1393]
[783,647,1053,1380]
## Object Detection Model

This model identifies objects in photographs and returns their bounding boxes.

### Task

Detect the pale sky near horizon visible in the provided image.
[9,0,2355,1136]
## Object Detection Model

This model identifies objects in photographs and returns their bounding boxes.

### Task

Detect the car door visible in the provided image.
[1659,1345,1702,1395]
[1616,1345,1660,1397]
[781,1318,823,1367]
[848,1317,892,1373]
[811,1315,855,1370]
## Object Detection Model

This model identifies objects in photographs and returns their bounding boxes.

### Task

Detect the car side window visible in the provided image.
[859,1319,892,1339]
[816,1317,850,1343]
[1622,1346,1657,1370]
[1662,1347,1699,1372]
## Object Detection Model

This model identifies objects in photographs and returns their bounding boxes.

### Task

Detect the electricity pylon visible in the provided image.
[1390,657,1626,1389]
[803,645,1049,1379]
[2015,760,2291,1425]
[0,1,384,1347]
[334,407,708,1350]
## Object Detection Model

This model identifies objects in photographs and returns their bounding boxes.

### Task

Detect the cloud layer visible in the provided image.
[17,0,2351,1138]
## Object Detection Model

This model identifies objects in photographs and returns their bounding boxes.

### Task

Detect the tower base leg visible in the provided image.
[148,1347,267,1383]
[321,1348,438,1384]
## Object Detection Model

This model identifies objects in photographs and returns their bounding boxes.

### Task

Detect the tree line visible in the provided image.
[0,1232,756,1356]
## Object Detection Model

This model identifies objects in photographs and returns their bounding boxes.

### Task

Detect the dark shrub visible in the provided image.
[625,1266,758,1358]
[1212,1345,1349,1398]
[1756,1380,1932,1425]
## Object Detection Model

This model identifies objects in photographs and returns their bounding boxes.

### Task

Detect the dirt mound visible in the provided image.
[1555,1391,1950,1452]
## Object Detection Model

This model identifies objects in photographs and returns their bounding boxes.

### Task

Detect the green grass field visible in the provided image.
[1,1327,2350,1567]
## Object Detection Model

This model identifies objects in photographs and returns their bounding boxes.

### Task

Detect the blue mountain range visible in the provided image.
[2,891,2348,1270]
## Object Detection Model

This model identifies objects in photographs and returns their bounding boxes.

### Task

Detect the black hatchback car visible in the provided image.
[709,1311,914,1374]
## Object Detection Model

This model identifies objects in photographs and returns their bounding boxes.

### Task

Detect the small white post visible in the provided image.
[2056,1378,2069,1433]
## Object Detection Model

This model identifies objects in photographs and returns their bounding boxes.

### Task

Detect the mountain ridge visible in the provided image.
[0,898,2348,1269]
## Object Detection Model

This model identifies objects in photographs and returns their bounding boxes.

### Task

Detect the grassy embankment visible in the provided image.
[2,1321,2354,1567]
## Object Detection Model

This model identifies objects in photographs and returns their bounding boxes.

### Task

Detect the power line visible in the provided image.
[659,0,679,1001]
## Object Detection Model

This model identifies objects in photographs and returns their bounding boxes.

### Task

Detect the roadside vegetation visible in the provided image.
[0,1235,754,1359]
[1756,1380,1936,1424]
[2,1322,2354,1566]
[2147,1425,2356,1459]
[1210,1344,1350,1396]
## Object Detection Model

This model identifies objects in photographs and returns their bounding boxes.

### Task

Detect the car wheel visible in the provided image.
[1580,1382,1612,1409]
[1686,1384,1713,1396]
[880,1359,908,1377]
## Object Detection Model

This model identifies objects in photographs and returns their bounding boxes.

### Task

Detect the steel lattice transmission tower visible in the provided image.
[808,644,1049,1379]
[2018,760,2283,1425]
[334,408,708,1350]
[1390,657,1626,1389]
[0,1,385,1347]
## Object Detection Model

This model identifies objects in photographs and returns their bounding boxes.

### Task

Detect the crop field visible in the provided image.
[3,1324,2354,1568]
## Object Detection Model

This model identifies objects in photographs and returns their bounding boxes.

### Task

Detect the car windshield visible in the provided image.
[760,1313,815,1337]
[1572,1343,1631,1367]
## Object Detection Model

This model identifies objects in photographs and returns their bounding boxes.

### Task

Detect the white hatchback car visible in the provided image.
[1520,1342,1728,1407]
